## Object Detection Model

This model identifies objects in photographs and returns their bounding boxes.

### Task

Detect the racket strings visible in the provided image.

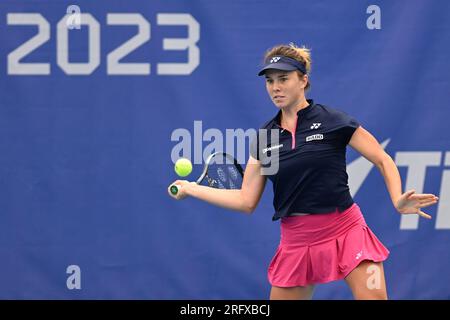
[203,155,243,190]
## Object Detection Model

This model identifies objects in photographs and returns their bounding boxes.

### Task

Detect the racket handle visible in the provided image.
[170,184,179,195]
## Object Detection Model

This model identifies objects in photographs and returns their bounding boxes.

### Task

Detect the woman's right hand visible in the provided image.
[167,180,194,200]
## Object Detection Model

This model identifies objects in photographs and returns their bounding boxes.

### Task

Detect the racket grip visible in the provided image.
[170,184,179,195]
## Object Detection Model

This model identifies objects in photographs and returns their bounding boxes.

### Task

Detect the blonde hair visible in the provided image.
[263,43,312,90]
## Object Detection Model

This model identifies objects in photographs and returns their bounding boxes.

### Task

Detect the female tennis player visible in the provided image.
[168,43,439,300]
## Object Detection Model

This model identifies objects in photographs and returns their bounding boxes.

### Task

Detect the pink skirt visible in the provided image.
[268,203,389,287]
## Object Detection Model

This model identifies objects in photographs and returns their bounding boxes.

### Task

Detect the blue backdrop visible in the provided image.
[0,0,449,299]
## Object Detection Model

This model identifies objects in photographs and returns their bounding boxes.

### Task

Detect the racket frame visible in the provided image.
[170,152,244,195]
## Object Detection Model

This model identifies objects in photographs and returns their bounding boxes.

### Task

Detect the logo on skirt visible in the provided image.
[355,250,363,260]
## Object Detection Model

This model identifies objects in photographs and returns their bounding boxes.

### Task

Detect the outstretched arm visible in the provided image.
[348,126,439,219]
[168,156,267,214]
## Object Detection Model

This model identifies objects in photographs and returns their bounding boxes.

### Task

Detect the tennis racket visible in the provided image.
[170,152,244,195]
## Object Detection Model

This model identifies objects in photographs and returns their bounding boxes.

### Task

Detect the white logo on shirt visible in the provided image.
[310,123,321,129]
[262,144,283,154]
[306,134,323,142]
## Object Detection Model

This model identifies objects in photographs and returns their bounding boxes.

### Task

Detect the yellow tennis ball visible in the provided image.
[174,158,192,177]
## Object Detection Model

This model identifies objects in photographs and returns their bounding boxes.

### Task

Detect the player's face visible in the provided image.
[265,70,307,109]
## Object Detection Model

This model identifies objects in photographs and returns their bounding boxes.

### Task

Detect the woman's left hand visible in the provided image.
[395,190,439,219]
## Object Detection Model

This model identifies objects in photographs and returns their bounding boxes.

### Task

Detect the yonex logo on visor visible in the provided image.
[258,55,307,76]
[270,57,281,63]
